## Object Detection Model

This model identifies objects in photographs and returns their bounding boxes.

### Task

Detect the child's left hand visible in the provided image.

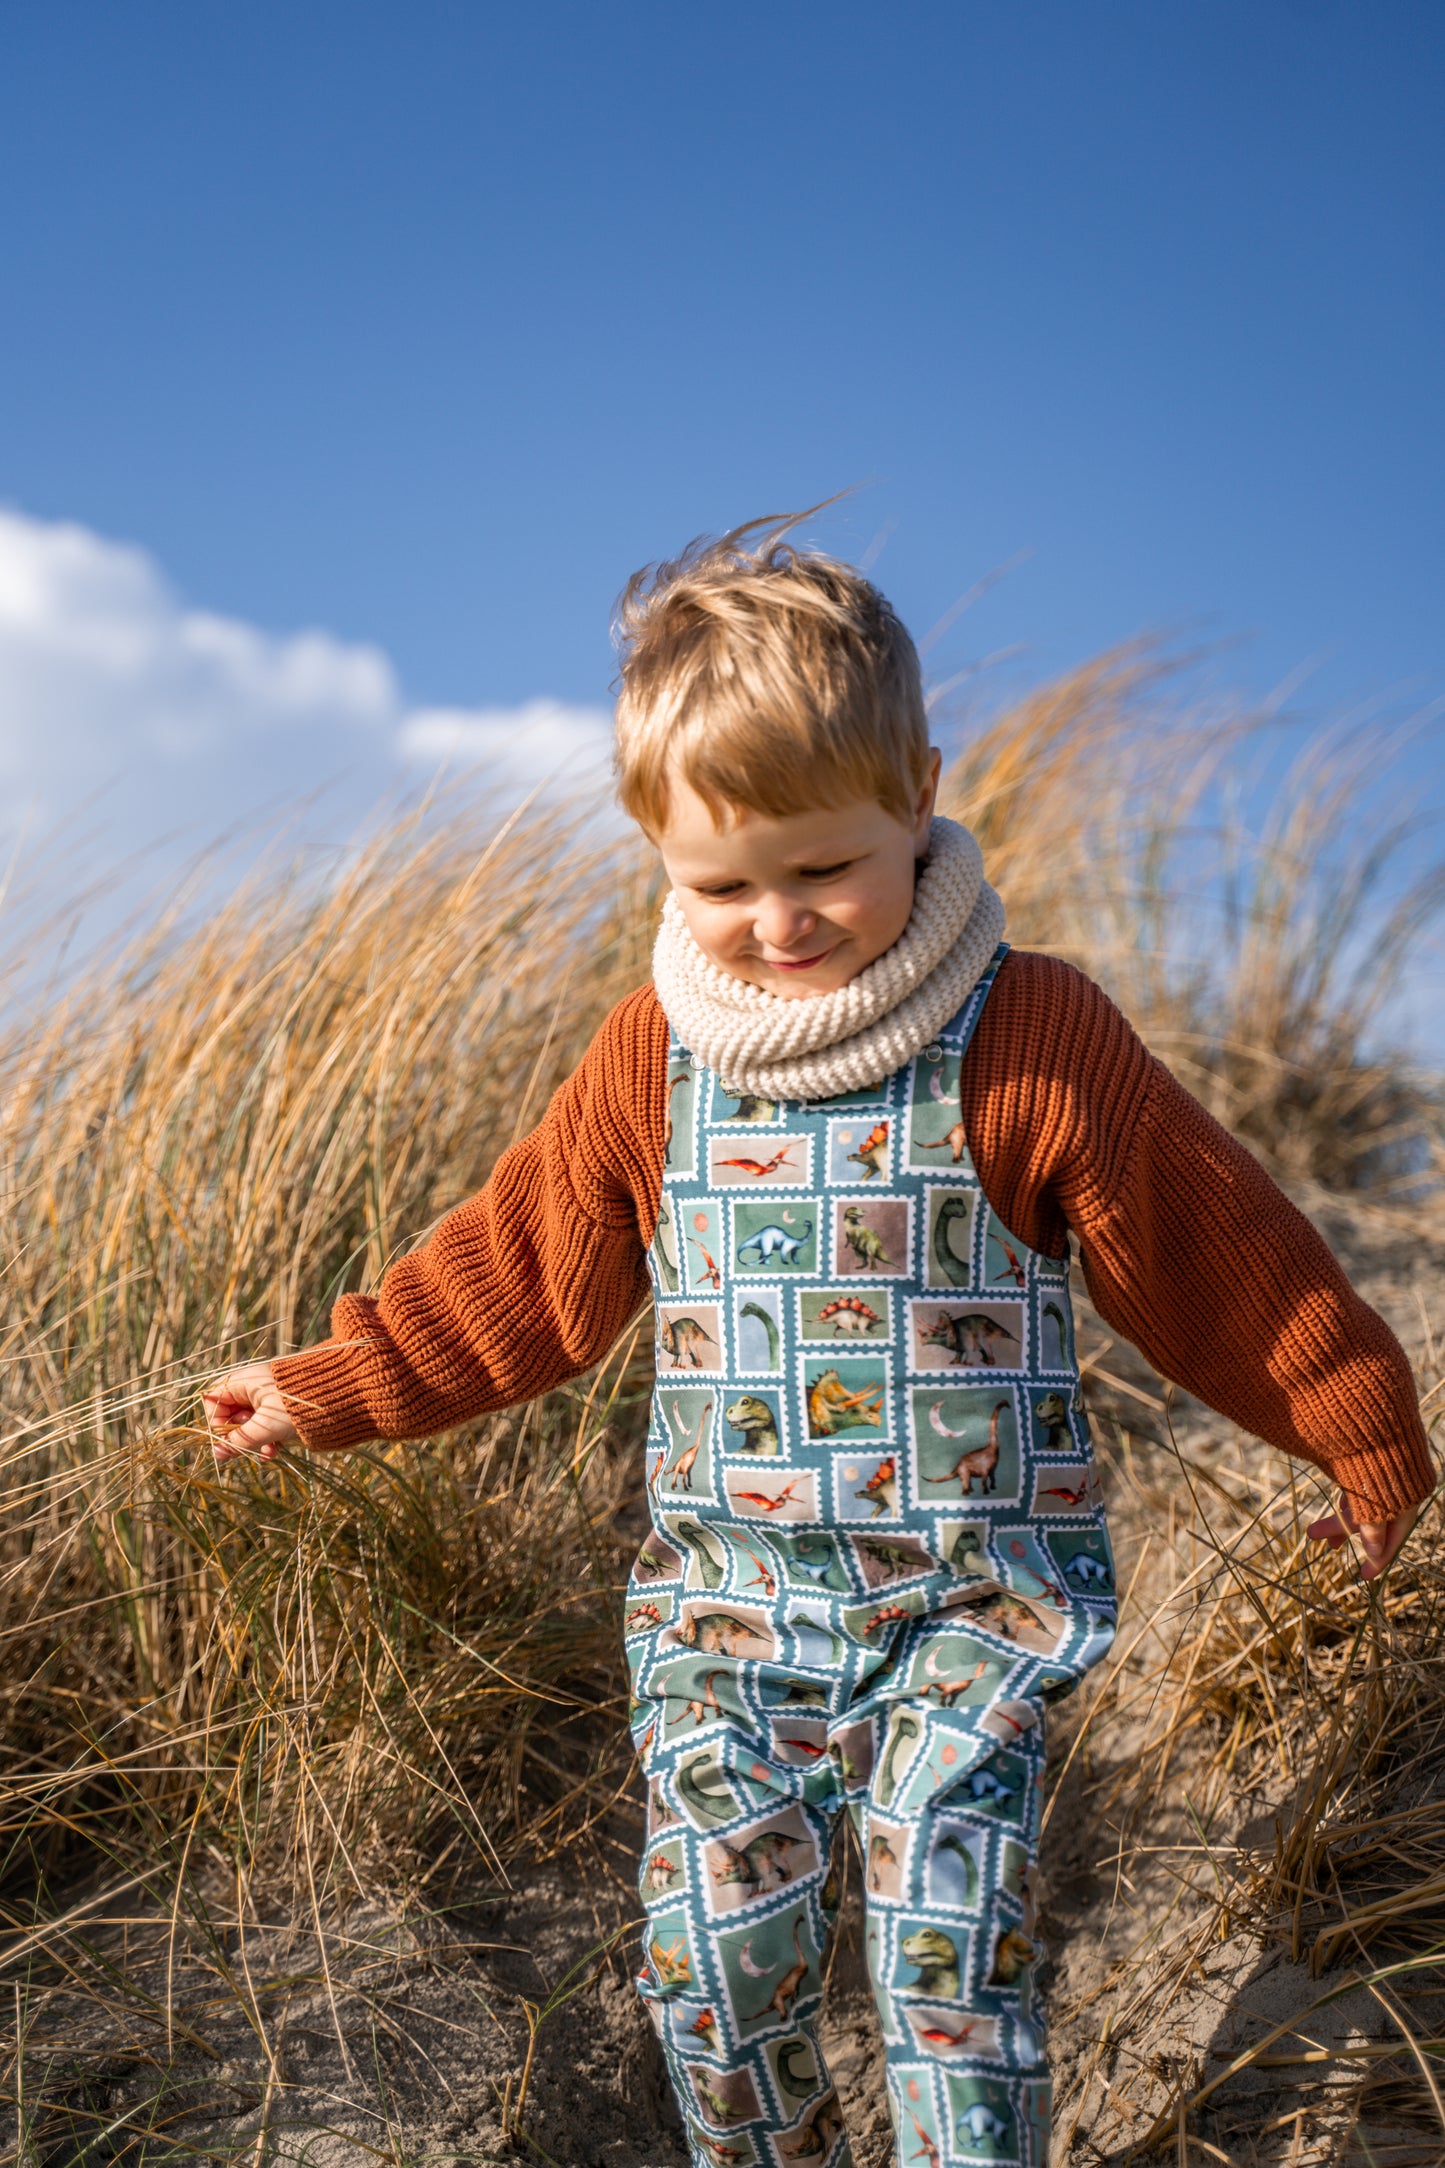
[1306,1498,1423,1581]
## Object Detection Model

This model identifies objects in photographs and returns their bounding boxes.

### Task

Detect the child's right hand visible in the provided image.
[204,1361,301,1462]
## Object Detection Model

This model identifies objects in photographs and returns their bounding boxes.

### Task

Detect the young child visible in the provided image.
[206,516,1432,2168]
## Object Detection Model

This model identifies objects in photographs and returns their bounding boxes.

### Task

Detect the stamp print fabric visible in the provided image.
[627,948,1117,2168]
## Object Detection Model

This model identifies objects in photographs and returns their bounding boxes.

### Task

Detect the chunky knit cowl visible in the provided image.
[650,815,1006,1100]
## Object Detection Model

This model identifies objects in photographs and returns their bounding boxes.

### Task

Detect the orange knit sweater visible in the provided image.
[273,951,1435,1523]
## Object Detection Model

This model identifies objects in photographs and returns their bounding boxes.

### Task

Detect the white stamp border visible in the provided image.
[823,1110,894,1190]
[904,1295,1029,1379]
[829,1191,917,1281]
[728,1194,824,1280]
[904,1381,1025,1513]
[796,1347,895,1452]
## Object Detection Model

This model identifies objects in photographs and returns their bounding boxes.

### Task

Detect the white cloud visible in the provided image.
[0,507,612,869]
[397,698,613,789]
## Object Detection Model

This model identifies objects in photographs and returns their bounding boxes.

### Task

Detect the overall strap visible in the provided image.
[943,940,1010,1065]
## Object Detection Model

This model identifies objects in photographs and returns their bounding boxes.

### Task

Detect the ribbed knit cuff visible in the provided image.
[272,1335,388,1453]
[1328,1435,1438,1524]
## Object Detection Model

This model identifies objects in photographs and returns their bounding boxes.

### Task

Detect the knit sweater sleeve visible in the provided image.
[271,984,671,1450]
[963,950,1435,1524]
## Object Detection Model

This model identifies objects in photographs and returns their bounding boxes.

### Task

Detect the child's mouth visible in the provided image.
[766,951,833,973]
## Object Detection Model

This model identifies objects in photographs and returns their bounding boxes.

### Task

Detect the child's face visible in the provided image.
[656,754,940,999]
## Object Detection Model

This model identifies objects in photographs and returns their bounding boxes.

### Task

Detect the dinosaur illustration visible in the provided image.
[845,1121,889,1180]
[788,1611,844,1664]
[916,1310,1019,1367]
[915,1120,969,1163]
[737,1220,813,1268]
[923,1399,1010,1493]
[988,1925,1036,1986]
[778,1535,845,1590]
[773,2038,818,2101]
[675,1752,735,1825]
[724,1394,781,1455]
[688,2121,750,2167]
[764,1675,828,1709]
[931,1194,973,1286]
[739,1298,781,1367]
[857,1535,930,1581]
[946,1525,989,1575]
[1066,1550,1112,1587]
[745,1917,809,2023]
[738,1545,776,1597]
[875,1708,922,1806]
[1041,1299,1069,1365]
[732,1477,806,1515]
[921,1648,990,1707]
[687,1235,723,1290]
[960,1762,1019,1808]
[710,1829,800,1893]
[661,1315,720,1370]
[677,1611,764,1658]
[956,2102,1011,2145]
[692,2073,746,2125]
[720,1091,777,1122]
[854,1456,897,1518]
[912,2015,983,2052]
[664,1067,692,1166]
[807,1367,884,1435]
[649,1932,692,1988]
[666,1668,729,1728]
[901,1927,960,1998]
[674,1518,728,1589]
[634,1529,682,1581]
[841,1203,891,1267]
[1038,1476,1093,1508]
[715,1144,801,1179]
[812,1294,885,1334]
[988,1231,1027,1287]
[1033,1391,1073,1450]
[866,1830,899,1890]
[933,1831,980,1901]
[652,1194,680,1292]
[644,1849,681,1893]
[963,1588,1042,1642]
[906,2109,942,2168]
[666,1399,712,1490]
[776,2090,845,2160]
[686,2007,721,2053]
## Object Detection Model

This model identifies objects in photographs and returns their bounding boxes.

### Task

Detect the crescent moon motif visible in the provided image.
[737,1938,769,1978]
[928,1401,967,1439]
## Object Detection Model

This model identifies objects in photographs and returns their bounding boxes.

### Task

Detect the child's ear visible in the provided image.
[912,749,942,851]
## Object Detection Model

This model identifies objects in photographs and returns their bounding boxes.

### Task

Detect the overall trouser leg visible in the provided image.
[853,1689,1052,2168]
[633,1654,1057,2168]
[635,1707,853,2168]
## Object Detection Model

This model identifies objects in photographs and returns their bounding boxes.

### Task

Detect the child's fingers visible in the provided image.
[1305,1512,1350,1548]
[212,1407,298,1461]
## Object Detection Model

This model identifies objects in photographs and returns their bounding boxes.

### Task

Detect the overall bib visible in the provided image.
[626,949,1116,2168]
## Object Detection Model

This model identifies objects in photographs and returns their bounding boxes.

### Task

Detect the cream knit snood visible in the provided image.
[651,816,1006,1101]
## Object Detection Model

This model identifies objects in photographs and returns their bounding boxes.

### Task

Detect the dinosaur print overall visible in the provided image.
[627,948,1116,2168]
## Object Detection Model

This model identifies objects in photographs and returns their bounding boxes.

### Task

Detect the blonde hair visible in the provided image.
[612,508,930,835]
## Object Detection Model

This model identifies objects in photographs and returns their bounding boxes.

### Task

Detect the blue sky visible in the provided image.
[1,2,1442,920]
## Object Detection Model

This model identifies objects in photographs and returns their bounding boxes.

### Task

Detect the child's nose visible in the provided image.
[753,895,817,951]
